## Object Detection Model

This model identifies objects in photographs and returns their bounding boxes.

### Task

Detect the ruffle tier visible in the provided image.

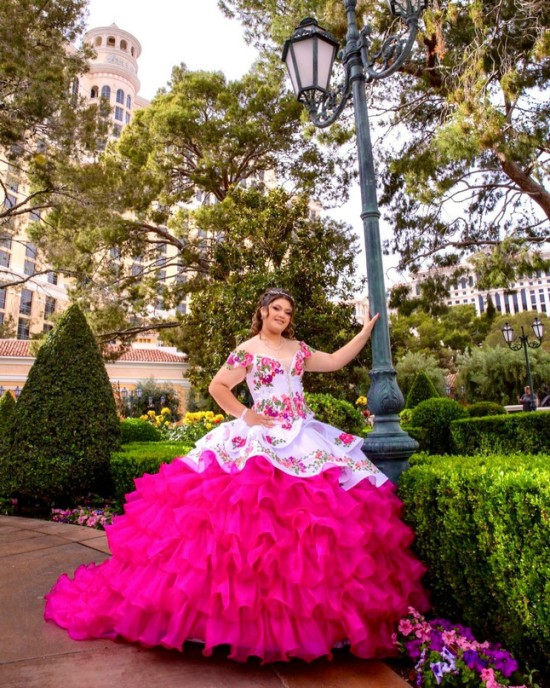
[44,455,429,663]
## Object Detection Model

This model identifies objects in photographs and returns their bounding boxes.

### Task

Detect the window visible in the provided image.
[101,85,111,100]
[17,318,30,340]
[0,288,6,309]
[25,242,37,259]
[177,302,187,315]
[478,296,485,313]
[7,175,18,193]
[0,235,12,250]
[115,106,123,121]
[44,296,56,319]
[0,251,10,268]
[0,313,4,325]
[120,39,127,51]
[112,124,122,138]
[95,37,102,47]
[20,289,33,315]
[521,289,528,310]
[110,247,121,260]
[116,89,124,104]
[43,323,53,333]
[131,46,135,56]
[24,260,35,276]
[47,271,58,285]
[5,193,16,209]
[131,263,142,277]
[107,36,115,46]
[126,94,132,109]
[125,112,131,124]
[90,86,99,98]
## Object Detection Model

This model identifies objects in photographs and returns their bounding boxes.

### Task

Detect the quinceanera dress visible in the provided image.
[44,342,429,663]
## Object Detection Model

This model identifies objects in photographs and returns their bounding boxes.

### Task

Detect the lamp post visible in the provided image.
[502,318,545,411]
[282,0,427,482]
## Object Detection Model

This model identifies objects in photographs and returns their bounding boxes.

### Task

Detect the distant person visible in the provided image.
[520,385,534,412]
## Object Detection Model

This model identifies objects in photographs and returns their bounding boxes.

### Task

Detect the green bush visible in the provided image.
[398,453,550,671]
[0,305,120,503]
[467,401,507,418]
[451,411,550,455]
[411,398,468,454]
[120,418,162,444]
[305,392,365,434]
[405,371,440,409]
[110,442,193,501]
[0,391,16,438]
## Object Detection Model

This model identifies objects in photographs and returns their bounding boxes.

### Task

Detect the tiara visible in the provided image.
[265,288,292,298]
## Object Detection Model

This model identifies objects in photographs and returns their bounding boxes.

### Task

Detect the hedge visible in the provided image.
[305,392,365,434]
[411,398,469,454]
[120,418,162,444]
[110,442,193,501]
[398,453,550,671]
[451,411,550,455]
[466,401,506,418]
[405,371,440,409]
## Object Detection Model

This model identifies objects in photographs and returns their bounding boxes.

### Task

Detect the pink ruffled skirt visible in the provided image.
[44,455,428,662]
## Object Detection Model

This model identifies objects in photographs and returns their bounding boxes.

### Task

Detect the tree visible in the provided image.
[221,0,550,284]
[0,305,120,505]
[395,351,447,399]
[0,0,108,289]
[456,345,550,404]
[0,390,16,438]
[31,63,352,339]
[405,371,441,409]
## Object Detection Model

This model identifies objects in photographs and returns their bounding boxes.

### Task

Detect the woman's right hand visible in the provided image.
[243,409,275,428]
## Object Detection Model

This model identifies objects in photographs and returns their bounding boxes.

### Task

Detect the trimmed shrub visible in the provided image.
[110,442,193,501]
[411,398,468,454]
[120,418,162,444]
[0,391,16,438]
[405,371,440,409]
[451,411,550,455]
[398,453,550,671]
[305,392,365,434]
[467,401,507,418]
[0,305,120,503]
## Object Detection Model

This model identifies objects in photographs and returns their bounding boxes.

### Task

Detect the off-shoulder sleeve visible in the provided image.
[299,341,315,358]
[225,349,254,369]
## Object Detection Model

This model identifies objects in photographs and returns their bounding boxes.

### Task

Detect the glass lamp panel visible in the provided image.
[502,323,514,344]
[532,317,544,339]
[316,39,337,90]
[291,37,317,91]
[284,46,301,95]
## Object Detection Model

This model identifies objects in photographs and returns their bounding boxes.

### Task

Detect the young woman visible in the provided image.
[45,288,428,663]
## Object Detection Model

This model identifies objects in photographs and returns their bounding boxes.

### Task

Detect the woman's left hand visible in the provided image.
[361,311,380,338]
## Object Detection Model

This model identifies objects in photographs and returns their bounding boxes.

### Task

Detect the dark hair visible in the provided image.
[250,289,296,338]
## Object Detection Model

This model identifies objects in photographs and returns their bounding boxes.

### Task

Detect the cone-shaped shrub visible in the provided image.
[0,391,16,438]
[0,305,120,503]
[405,371,440,409]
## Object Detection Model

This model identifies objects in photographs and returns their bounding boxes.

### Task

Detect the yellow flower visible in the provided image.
[356,396,367,406]
[140,415,148,421]
[148,410,156,417]
[161,407,171,416]
[205,423,212,429]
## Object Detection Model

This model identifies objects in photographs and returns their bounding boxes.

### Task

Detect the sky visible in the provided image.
[84,0,400,290]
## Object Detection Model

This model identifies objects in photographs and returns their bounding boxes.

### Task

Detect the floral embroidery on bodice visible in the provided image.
[226,342,314,430]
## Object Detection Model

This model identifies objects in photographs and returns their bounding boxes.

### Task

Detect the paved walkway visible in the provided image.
[0,515,410,688]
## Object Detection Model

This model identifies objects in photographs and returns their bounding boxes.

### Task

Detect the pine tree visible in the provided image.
[0,305,120,504]
[0,391,16,439]
[405,371,440,409]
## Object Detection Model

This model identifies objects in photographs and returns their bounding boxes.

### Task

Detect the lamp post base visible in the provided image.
[362,415,419,484]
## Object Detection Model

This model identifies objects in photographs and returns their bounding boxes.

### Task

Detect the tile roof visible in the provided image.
[0,339,186,364]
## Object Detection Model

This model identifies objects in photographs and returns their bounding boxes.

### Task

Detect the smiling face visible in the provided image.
[261,297,294,335]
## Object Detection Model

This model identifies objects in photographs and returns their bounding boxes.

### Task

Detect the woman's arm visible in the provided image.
[305,313,379,373]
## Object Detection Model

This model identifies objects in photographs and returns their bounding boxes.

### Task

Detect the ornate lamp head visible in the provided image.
[387,0,429,18]
[501,322,515,345]
[281,18,339,102]
[532,317,544,340]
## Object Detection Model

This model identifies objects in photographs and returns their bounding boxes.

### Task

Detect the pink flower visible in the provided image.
[232,436,246,448]
[398,618,415,635]
[338,433,354,445]
[266,436,273,444]
[300,342,312,358]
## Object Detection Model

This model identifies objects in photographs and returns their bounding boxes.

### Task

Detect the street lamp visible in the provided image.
[502,318,545,411]
[282,0,427,482]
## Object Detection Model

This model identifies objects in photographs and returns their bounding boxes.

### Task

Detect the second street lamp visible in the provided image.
[282,0,427,482]
[502,318,545,412]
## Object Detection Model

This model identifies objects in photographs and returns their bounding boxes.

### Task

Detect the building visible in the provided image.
[400,249,550,316]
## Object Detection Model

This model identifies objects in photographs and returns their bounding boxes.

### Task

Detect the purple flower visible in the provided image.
[430,618,455,632]
[405,639,424,659]
[429,631,445,652]
[455,624,476,641]
[430,662,455,685]
[484,649,518,677]
[463,650,487,672]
